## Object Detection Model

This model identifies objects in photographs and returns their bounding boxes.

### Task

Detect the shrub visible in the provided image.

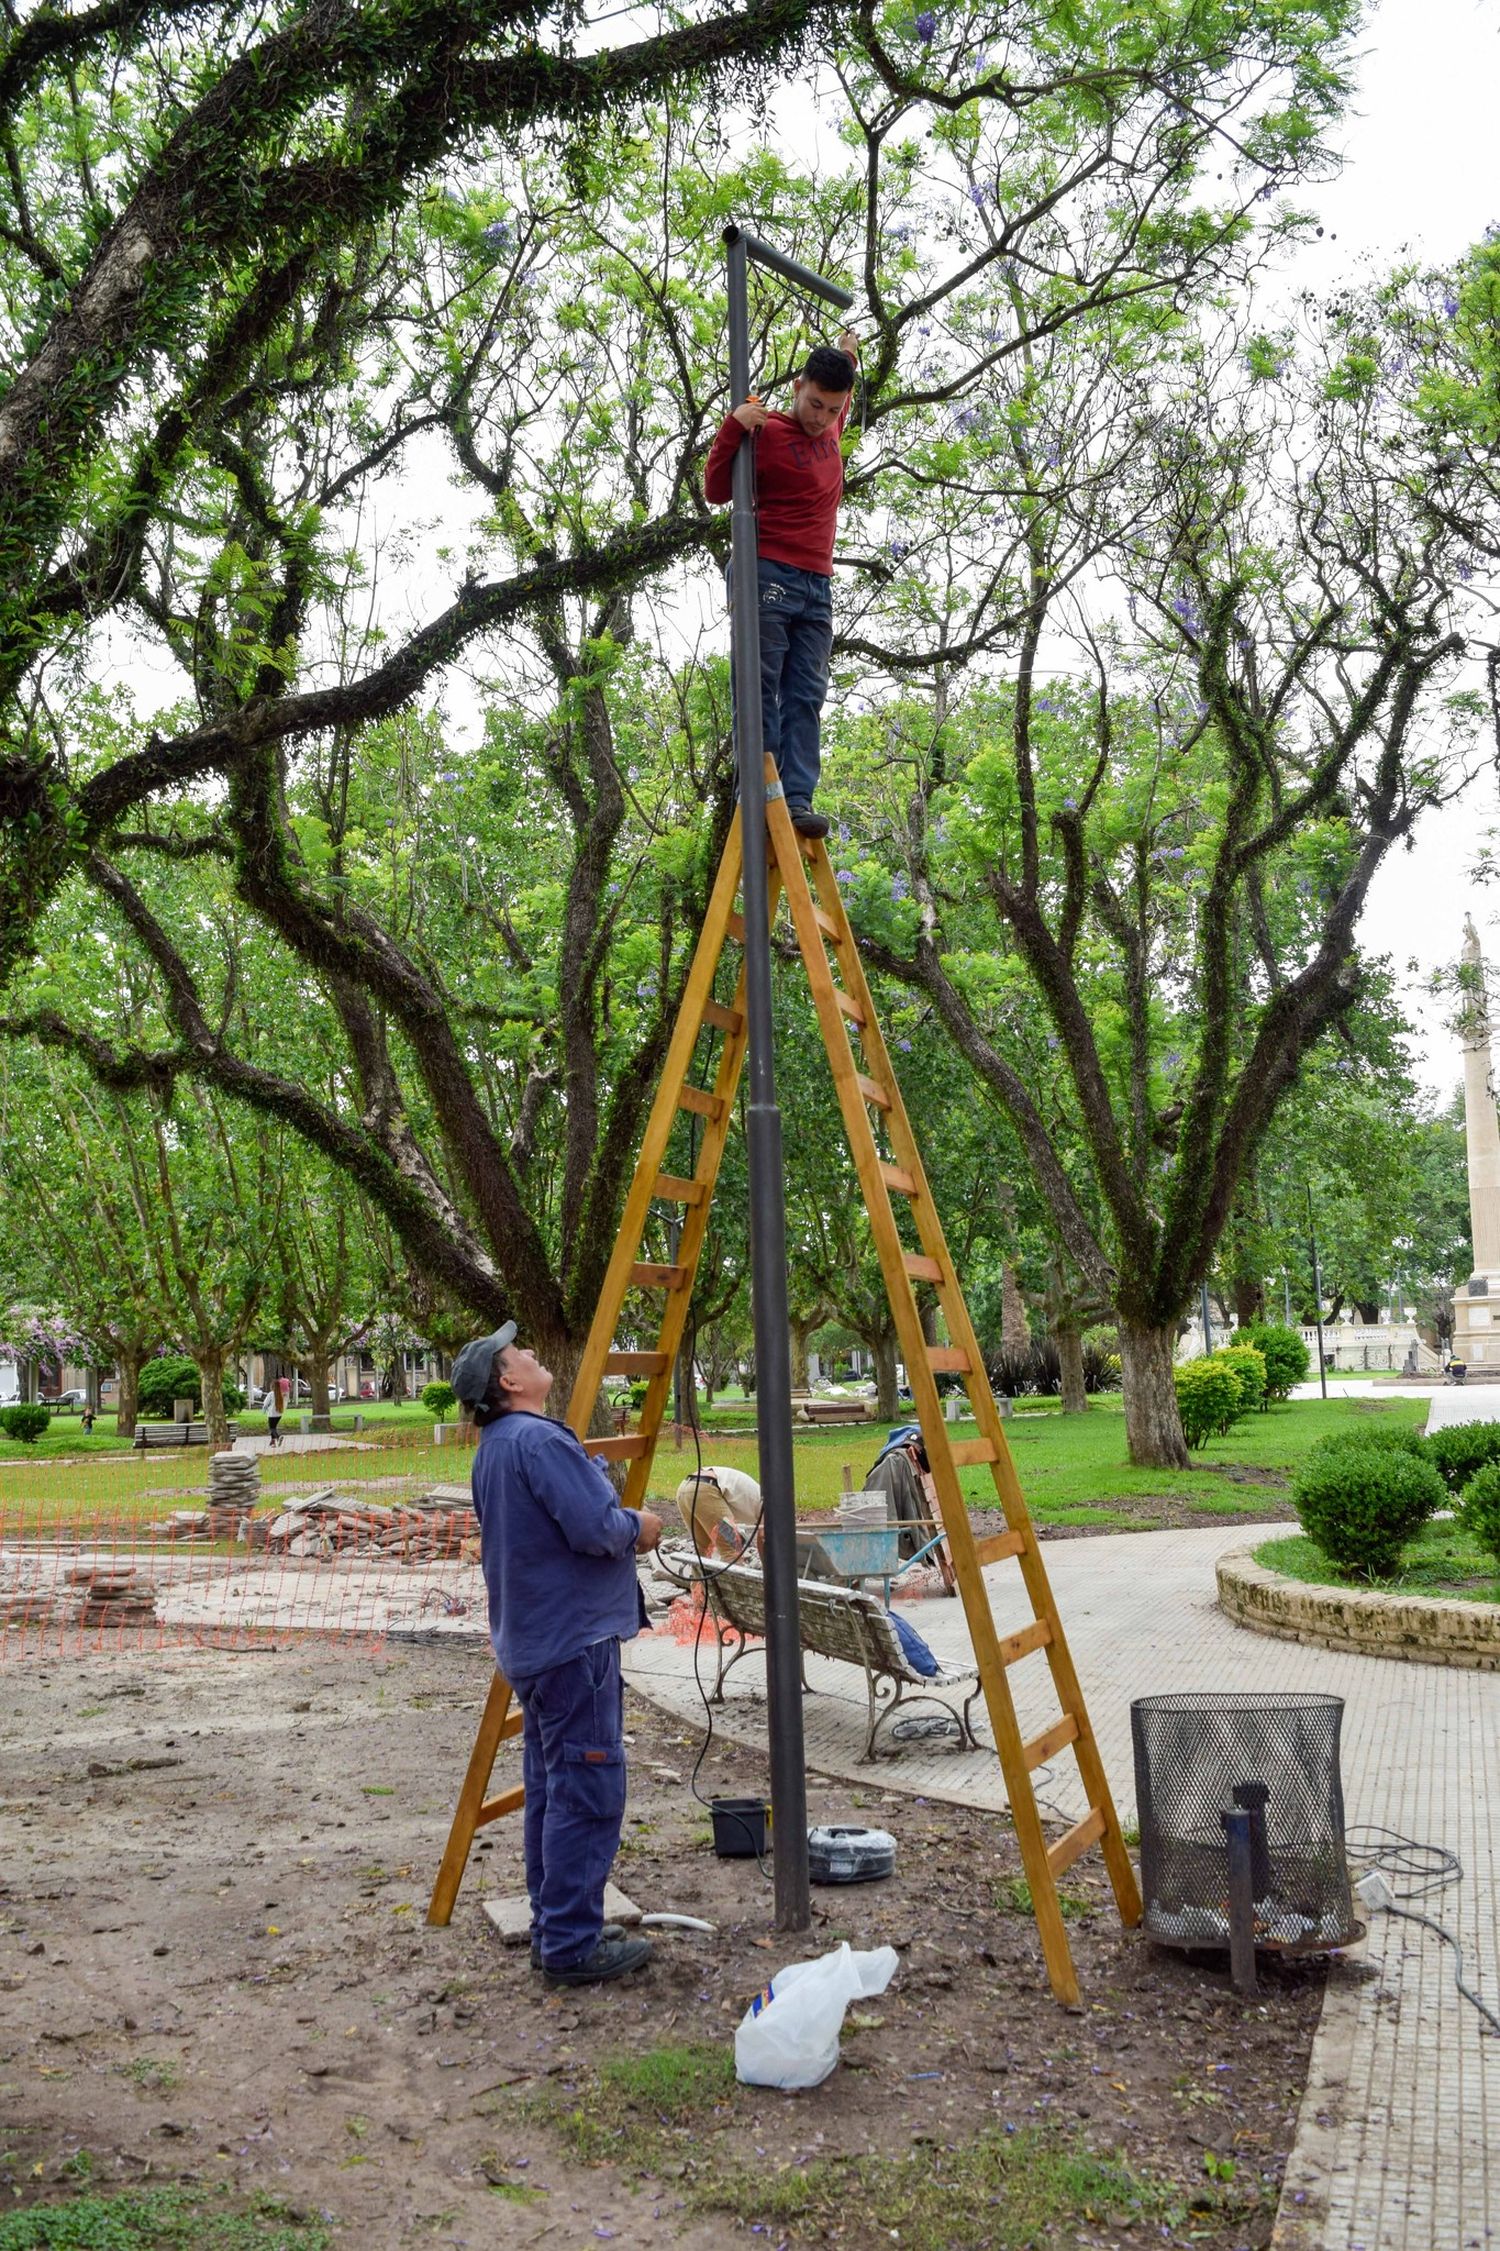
[0,1401,50,1443]
[1423,1419,1500,1493]
[422,1380,456,1421]
[1292,1438,1445,1579]
[138,1355,201,1417]
[1173,1357,1243,1449]
[1241,1322,1311,1401]
[1459,1462,1500,1572]
[1218,1343,1268,1416]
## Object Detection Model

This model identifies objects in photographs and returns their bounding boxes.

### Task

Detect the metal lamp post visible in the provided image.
[723,224,853,1933]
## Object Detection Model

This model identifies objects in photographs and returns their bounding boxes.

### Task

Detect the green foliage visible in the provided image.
[0,1400,50,1443]
[1424,1419,1500,1493]
[136,1358,244,1418]
[627,1379,652,1411]
[1173,1357,1244,1449]
[1292,1437,1445,1579]
[1218,1343,1268,1415]
[1458,1462,1500,1571]
[421,1381,456,1421]
[0,2186,331,2247]
[1241,1323,1311,1400]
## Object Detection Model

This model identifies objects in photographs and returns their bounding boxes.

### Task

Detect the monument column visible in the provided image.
[1453,916,1500,1366]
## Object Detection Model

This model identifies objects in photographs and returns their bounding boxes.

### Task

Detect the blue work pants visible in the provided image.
[729,559,834,808]
[511,1637,627,1970]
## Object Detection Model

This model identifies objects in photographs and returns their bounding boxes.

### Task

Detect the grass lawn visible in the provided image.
[0,1389,1430,1537]
[1255,1521,1500,1602]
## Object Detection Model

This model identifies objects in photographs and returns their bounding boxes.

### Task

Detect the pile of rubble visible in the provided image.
[261,1488,475,1562]
[0,1556,158,1630]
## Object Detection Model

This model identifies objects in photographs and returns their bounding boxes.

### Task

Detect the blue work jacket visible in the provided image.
[471,1410,646,1681]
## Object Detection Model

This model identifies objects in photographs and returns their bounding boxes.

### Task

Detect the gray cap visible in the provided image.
[450,1321,517,1408]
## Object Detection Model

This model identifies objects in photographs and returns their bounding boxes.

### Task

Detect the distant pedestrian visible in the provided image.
[265,1384,284,1449]
[80,1405,95,1436]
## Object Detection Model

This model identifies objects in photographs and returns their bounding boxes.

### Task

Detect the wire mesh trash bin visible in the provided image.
[1132,1692,1359,1977]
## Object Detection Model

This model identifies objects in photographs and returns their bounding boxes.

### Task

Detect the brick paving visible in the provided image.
[623,1522,1500,2249]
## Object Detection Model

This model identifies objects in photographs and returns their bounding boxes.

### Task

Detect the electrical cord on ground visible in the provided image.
[1346,1823,1500,2037]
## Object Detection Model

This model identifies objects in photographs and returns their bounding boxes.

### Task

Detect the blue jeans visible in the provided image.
[511,1638,627,1970]
[731,559,833,807]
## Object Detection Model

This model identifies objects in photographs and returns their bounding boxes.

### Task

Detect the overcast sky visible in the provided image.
[1277,0,1497,1096]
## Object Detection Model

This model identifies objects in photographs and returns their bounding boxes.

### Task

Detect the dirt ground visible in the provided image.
[0,1635,1348,2248]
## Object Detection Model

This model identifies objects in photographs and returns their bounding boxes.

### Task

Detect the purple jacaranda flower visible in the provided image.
[890,539,910,561]
[838,821,851,841]
[915,9,936,41]
[1061,796,1078,812]
[968,183,986,208]
[891,873,909,900]
[898,1038,913,1051]
[836,869,853,884]
[1444,295,1461,319]
[482,219,511,246]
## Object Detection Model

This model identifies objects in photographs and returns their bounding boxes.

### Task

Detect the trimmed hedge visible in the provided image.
[1424,1419,1500,1494]
[1292,1436,1445,1580]
[137,1356,244,1417]
[1218,1343,1268,1416]
[1240,1322,1311,1401]
[0,1402,50,1443]
[1173,1357,1243,1449]
[421,1380,456,1421]
[1459,1461,1500,1572]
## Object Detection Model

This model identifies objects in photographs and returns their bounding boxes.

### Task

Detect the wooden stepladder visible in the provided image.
[429,763,1141,2004]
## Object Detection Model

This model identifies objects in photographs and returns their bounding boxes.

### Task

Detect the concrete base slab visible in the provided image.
[482,1882,643,1945]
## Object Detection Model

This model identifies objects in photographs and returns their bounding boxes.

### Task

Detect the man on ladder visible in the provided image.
[705,330,859,840]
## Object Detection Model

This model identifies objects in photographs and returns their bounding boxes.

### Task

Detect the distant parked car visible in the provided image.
[50,1389,87,1408]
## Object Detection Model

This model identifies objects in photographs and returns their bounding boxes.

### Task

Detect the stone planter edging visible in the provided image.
[1217,1546,1500,1671]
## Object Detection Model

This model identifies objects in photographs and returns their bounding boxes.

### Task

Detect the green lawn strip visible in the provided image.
[526,2040,1232,2248]
[0,2187,331,2250]
[1255,1525,1500,1602]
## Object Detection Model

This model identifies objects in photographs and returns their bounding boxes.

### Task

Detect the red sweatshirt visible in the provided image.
[703,396,851,577]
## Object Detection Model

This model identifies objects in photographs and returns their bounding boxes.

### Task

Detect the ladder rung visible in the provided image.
[1022,1713,1080,1770]
[475,1781,526,1827]
[630,1263,688,1289]
[949,1437,997,1466]
[812,906,841,941]
[604,1352,670,1377]
[927,1346,970,1374]
[856,1074,892,1111]
[677,1086,725,1121]
[653,1172,705,1204]
[972,1529,1026,1567]
[582,1434,650,1461]
[903,1251,941,1279]
[879,1162,918,1196]
[1046,1806,1106,1880]
[727,912,746,943]
[997,1618,1052,1666]
[701,1000,743,1035]
[836,990,865,1026]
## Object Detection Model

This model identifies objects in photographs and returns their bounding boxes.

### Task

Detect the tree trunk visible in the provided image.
[115,1351,144,1439]
[198,1347,230,1451]
[306,1348,332,1421]
[870,1330,900,1422]
[1057,1326,1088,1415]
[1233,1276,1264,1326]
[1001,1263,1030,1353]
[385,1353,408,1401]
[1119,1321,1190,1468]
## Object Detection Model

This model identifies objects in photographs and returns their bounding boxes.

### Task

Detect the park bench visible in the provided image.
[656,1543,982,1762]
[794,1396,873,1424]
[132,1421,240,1449]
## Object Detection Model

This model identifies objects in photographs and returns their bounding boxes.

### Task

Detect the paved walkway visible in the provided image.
[622,1524,1500,2249]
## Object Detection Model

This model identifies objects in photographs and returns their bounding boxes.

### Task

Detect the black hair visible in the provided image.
[802,344,855,394]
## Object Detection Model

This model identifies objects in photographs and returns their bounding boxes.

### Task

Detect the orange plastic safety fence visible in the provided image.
[0,1417,489,1660]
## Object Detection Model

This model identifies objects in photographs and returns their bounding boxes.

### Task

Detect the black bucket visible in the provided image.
[710,1797,770,1858]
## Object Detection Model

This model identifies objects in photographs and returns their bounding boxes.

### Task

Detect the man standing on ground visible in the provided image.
[454,1323,664,1988]
[705,332,859,839]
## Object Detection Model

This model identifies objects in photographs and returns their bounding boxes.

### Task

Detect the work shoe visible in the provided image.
[541,1934,653,1988]
[531,1921,625,1969]
[786,801,830,839]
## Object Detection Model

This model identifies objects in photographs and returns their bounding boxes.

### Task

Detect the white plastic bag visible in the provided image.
[733,1940,899,2089]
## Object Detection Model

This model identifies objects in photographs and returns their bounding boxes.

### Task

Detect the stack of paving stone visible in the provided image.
[67,1560,158,1627]
[265,1489,473,1562]
[205,1449,259,1537]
